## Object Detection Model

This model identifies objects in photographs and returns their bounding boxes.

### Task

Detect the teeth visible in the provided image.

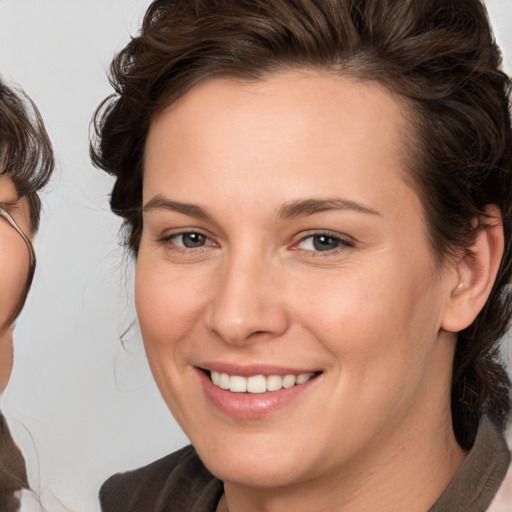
[296,373,311,385]
[266,375,282,392]
[209,371,315,393]
[219,372,230,390]
[282,374,296,388]
[247,375,267,393]
[229,375,247,392]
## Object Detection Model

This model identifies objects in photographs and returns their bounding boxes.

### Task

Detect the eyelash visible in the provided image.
[159,230,217,251]
[159,230,354,255]
[293,232,355,255]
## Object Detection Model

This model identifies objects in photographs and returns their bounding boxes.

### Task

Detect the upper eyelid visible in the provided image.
[161,227,214,239]
[170,232,213,242]
[295,230,355,244]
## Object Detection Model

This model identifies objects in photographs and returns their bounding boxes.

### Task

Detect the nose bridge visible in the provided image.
[205,243,288,344]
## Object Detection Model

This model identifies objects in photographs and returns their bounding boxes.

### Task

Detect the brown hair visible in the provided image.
[0,80,54,230]
[91,0,512,449]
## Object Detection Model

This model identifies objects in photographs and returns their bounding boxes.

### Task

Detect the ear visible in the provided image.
[441,205,504,333]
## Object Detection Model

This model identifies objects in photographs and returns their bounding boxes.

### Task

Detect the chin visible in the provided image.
[192,430,314,489]
[205,456,302,489]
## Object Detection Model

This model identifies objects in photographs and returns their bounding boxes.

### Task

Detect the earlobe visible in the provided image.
[441,205,504,333]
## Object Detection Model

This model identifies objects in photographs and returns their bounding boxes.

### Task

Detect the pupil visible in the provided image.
[313,235,338,251]
[183,233,205,248]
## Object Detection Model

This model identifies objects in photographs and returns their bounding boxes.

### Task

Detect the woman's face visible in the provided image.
[0,174,32,391]
[136,71,459,489]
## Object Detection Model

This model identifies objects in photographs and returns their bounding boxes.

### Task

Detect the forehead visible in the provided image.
[143,70,415,215]
[149,70,408,144]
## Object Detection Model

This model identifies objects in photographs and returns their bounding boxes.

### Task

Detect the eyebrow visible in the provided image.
[143,195,380,219]
[278,198,380,218]
[143,196,210,218]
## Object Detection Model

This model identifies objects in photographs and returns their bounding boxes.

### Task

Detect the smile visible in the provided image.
[210,371,315,393]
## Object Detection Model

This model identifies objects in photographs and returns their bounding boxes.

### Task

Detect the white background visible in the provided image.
[0,1,510,510]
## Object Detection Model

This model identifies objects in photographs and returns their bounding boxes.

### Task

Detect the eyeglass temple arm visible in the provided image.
[0,208,35,265]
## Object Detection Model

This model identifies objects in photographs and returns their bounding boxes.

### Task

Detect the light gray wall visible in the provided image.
[0,2,187,511]
[0,1,510,511]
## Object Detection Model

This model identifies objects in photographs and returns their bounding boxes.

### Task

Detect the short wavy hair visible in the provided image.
[0,79,54,230]
[91,0,512,449]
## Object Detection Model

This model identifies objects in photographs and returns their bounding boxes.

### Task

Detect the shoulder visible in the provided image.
[100,445,222,512]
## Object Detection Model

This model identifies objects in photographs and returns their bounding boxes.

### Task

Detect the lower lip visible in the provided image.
[197,369,319,419]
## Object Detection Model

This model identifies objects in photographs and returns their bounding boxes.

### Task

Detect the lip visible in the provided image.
[195,363,321,419]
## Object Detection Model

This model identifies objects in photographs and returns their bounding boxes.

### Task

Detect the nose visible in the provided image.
[203,254,290,345]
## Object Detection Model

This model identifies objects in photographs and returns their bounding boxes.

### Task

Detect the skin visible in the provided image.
[0,174,32,392]
[136,71,502,512]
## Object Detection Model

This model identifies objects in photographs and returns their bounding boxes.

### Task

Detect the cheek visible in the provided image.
[135,257,214,429]
[135,259,211,360]
[291,262,444,390]
[292,242,442,338]
[0,239,30,329]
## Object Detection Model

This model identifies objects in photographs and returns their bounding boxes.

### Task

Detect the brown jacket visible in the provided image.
[0,413,28,512]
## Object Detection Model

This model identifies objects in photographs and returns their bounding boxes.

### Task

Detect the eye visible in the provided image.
[296,233,352,252]
[165,231,212,249]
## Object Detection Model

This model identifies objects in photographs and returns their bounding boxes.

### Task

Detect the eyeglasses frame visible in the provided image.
[0,206,36,323]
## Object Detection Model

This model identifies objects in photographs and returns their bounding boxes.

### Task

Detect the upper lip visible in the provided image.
[196,362,321,377]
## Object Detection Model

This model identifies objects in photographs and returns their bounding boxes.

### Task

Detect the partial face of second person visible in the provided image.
[0,174,32,391]
[136,71,467,494]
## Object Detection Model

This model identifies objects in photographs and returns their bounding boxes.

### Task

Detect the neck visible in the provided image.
[222,411,465,512]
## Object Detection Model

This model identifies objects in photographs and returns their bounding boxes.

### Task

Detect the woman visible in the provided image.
[0,81,53,511]
[92,0,512,510]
